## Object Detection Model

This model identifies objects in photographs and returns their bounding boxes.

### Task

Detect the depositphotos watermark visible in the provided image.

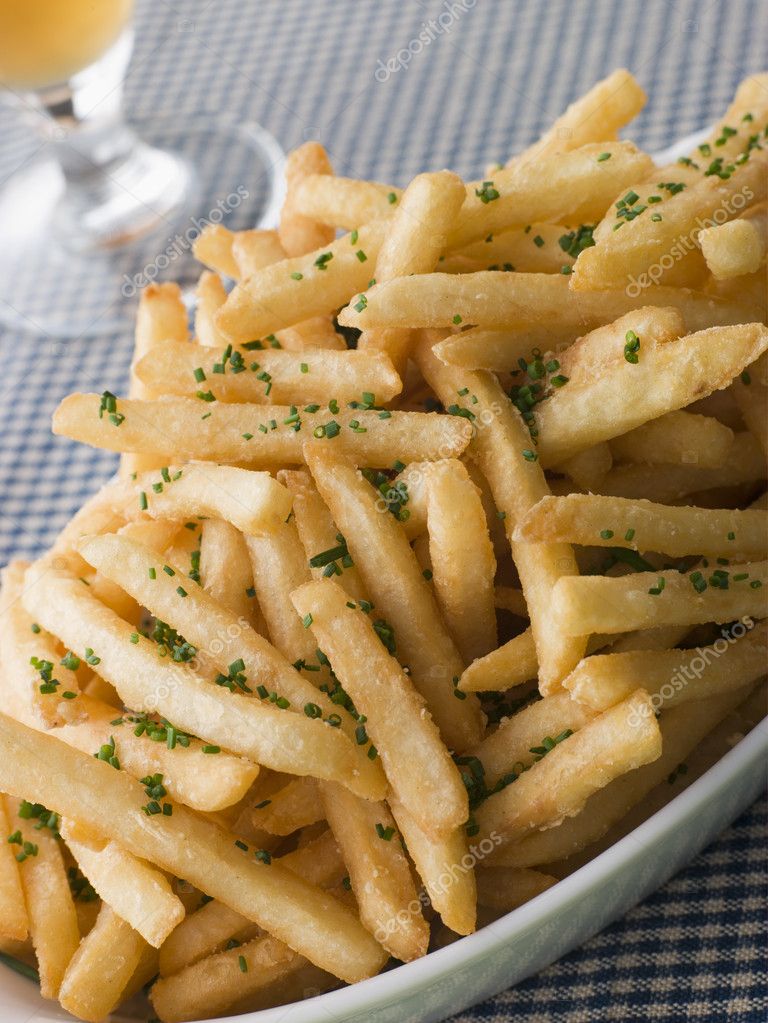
[121,185,250,297]
[625,185,754,296]
[374,0,476,82]
[627,616,755,726]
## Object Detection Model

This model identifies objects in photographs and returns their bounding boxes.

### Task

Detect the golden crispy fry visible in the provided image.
[216,222,385,341]
[475,866,557,910]
[58,904,147,1023]
[338,272,757,333]
[321,783,429,962]
[62,821,184,947]
[469,691,596,785]
[194,271,229,348]
[551,561,768,636]
[0,796,28,941]
[53,394,471,467]
[135,341,401,405]
[5,795,80,998]
[515,494,768,559]
[357,170,466,371]
[292,174,401,230]
[609,410,734,469]
[278,141,335,256]
[419,459,497,662]
[458,629,538,693]
[510,69,646,165]
[291,578,469,838]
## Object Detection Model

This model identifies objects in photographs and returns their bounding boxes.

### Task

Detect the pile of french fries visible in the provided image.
[0,69,766,1023]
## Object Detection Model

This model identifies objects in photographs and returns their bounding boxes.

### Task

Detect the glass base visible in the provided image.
[0,113,284,338]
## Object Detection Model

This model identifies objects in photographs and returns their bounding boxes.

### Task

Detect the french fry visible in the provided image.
[418,460,497,662]
[53,394,471,467]
[62,822,185,947]
[474,690,662,846]
[515,494,768,560]
[22,559,385,799]
[194,271,229,348]
[469,691,596,786]
[158,830,344,977]
[415,338,585,693]
[232,229,287,277]
[596,431,766,501]
[278,469,368,601]
[388,796,476,936]
[192,224,240,279]
[551,561,768,636]
[122,282,189,478]
[450,143,653,249]
[107,463,293,536]
[304,446,483,751]
[135,341,401,405]
[534,319,768,466]
[250,777,323,836]
[199,519,262,630]
[0,796,28,941]
[475,866,557,910]
[510,69,646,165]
[494,585,528,618]
[609,410,734,469]
[492,688,753,868]
[0,714,388,984]
[58,904,147,1023]
[0,562,83,726]
[245,519,323,673]
[320,783,429,962]
[730,373,768,457]
[700,213,767,280]
[278,141,335,256]
[564,620,767,711]
[338,272,758,333]
[291,578,469,839]
[292,174,401,230]
[216,222,385,341]
[152,933,328,1022]
[559,443,613,489]
[357,170,466,372]
[570,152,768,291]
[5,795,80,998]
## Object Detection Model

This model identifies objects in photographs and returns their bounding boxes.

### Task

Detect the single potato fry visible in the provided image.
[609,410,734,469]
[135,342,401,405]
[291,578,470,839]
[0,796,28,941]
[551,561,768,636]
[5,795,80,998]
[194,271,229,348]
[515,494,768,560]
[62,821,185,947]
[53,394,471,467]
[58,904,147,1023]
[278,141,335,256]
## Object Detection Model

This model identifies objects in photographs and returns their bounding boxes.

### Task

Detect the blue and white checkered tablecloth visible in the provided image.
[0,1,765,1020]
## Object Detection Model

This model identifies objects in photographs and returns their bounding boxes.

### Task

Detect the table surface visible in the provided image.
[0,1,766,1020]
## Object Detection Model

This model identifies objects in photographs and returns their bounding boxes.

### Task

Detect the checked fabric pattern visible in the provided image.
[0,1,765,1020]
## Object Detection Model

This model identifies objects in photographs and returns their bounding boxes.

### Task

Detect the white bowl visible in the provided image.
[3,126,765,1023]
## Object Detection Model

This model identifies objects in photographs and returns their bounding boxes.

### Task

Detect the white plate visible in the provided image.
[2,126,765,1023]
